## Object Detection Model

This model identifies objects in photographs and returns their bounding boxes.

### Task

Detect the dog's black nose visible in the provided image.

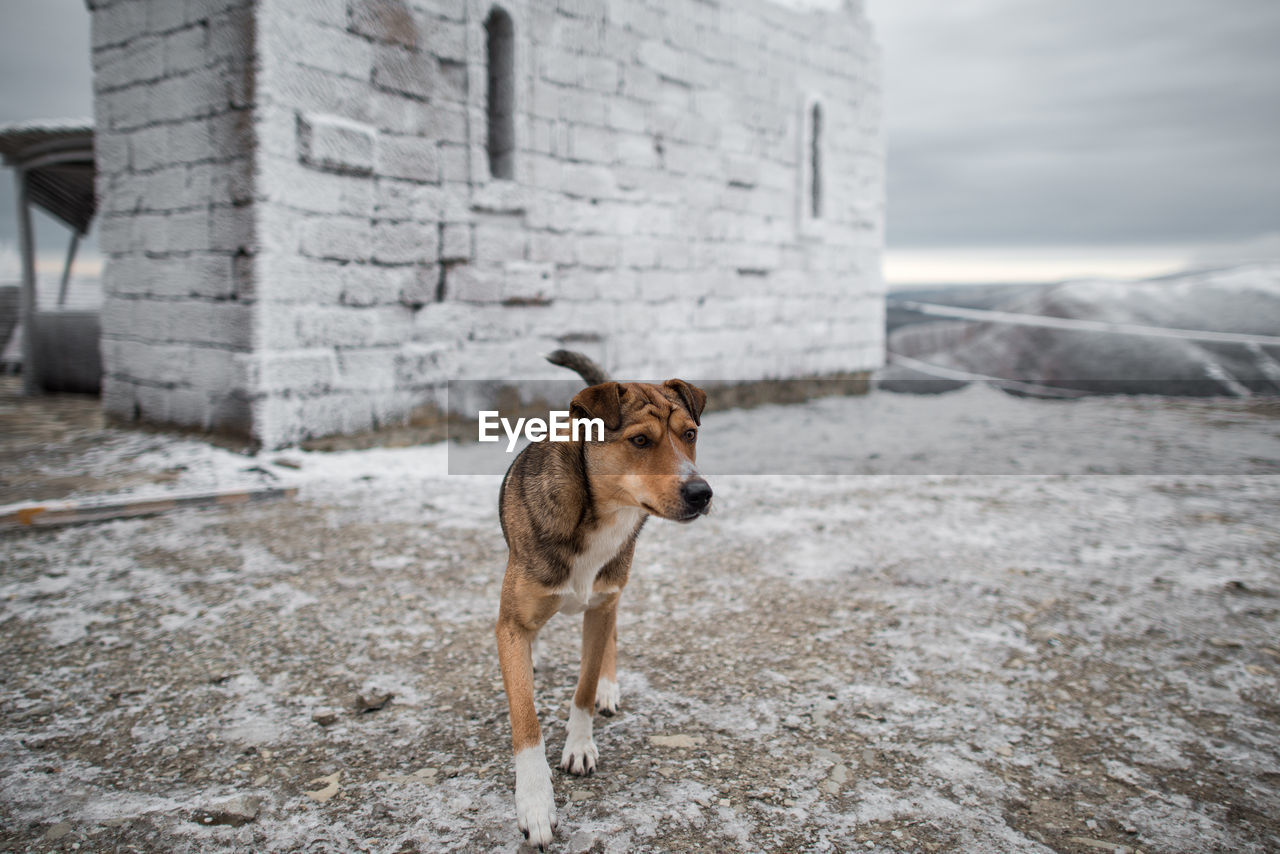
[681,478,713,511]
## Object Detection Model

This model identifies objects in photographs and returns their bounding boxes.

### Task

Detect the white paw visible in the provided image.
[514,741,557,849]
[595,676,620,716]
[559,704,598,776]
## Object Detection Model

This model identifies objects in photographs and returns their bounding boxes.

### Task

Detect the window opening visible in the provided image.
[485,8,515,180]
[809,102,823,219]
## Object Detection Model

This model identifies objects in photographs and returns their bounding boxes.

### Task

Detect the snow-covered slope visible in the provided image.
[883,263,1280,396]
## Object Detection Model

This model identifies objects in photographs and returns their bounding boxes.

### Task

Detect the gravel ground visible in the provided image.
[2,380,1279,853]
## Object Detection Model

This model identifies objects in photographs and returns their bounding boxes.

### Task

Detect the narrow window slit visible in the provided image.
[485,8,515,181]
[809,102,823,220]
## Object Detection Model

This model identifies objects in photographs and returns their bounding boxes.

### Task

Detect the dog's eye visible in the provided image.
[684,429,697,442]
[630,435,649,448]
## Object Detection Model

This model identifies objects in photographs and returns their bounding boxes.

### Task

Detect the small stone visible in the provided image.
[567,830,600,852]
[995,745,1013,757]
[718,798,731,807]
[570,789,593,802]
[1066,837,1133,853]
[312,709,340,726]
[355,690,394,713]
[648,734,705,748]
[305,772,341,803]
[380,767,441,785]
[45,822,72,841]
[196,795,262,827]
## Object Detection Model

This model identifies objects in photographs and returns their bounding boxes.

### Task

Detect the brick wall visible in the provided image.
[89,0,259,434]
[89,0,884,449]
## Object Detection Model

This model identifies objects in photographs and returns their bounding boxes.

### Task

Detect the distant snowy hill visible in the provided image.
[882,263,1280,396]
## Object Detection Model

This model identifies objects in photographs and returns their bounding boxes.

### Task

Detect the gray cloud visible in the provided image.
[2,0,1277,270]
[0,0,93,121]
[868,0,1280,248]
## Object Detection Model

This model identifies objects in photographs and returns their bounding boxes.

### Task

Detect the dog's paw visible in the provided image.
[516,796,557,850]
[559,734,598,776]
[515,743,557,850]
[559,704,598,776]
[595,677,620,716]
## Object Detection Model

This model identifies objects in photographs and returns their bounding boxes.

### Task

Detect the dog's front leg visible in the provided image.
[497,592,558,849]
[561,594,619,775]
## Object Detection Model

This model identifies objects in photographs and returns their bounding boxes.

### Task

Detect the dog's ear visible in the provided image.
[663,379,707,426]
[571,382,625,432]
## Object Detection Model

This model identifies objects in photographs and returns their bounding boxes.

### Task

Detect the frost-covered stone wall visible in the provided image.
[89,0,260,435]
[88,0,883,449]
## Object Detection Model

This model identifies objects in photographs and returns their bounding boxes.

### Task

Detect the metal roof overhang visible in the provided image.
[0,119,96,233]
[0,120,98,394]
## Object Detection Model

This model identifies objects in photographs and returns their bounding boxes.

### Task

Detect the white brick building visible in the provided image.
[86,0,884,449]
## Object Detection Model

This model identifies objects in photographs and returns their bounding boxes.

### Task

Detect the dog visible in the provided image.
[496,350,712,849]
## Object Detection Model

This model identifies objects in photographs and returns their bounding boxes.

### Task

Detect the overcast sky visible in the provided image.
[0,0,94,280]
[867,0,1280,279]
[1,0,1278,283]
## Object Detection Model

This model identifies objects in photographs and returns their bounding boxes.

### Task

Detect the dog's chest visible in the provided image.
[556,507,644,614]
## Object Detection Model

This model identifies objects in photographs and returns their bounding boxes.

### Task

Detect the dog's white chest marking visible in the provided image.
[556,506,644,614]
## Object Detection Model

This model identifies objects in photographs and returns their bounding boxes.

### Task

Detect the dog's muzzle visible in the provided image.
[680,477,713,518]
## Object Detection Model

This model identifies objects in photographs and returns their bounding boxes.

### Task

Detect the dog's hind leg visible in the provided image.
[561,593,619,775]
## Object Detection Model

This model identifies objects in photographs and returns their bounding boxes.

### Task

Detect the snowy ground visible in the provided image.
[2,382,1279,852]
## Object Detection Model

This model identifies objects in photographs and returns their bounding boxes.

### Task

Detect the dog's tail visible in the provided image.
[545,349,610,386]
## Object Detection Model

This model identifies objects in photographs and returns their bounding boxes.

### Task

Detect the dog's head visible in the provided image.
[570,378,712,523]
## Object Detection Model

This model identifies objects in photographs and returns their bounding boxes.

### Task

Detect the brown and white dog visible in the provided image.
[496,351,712,849]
